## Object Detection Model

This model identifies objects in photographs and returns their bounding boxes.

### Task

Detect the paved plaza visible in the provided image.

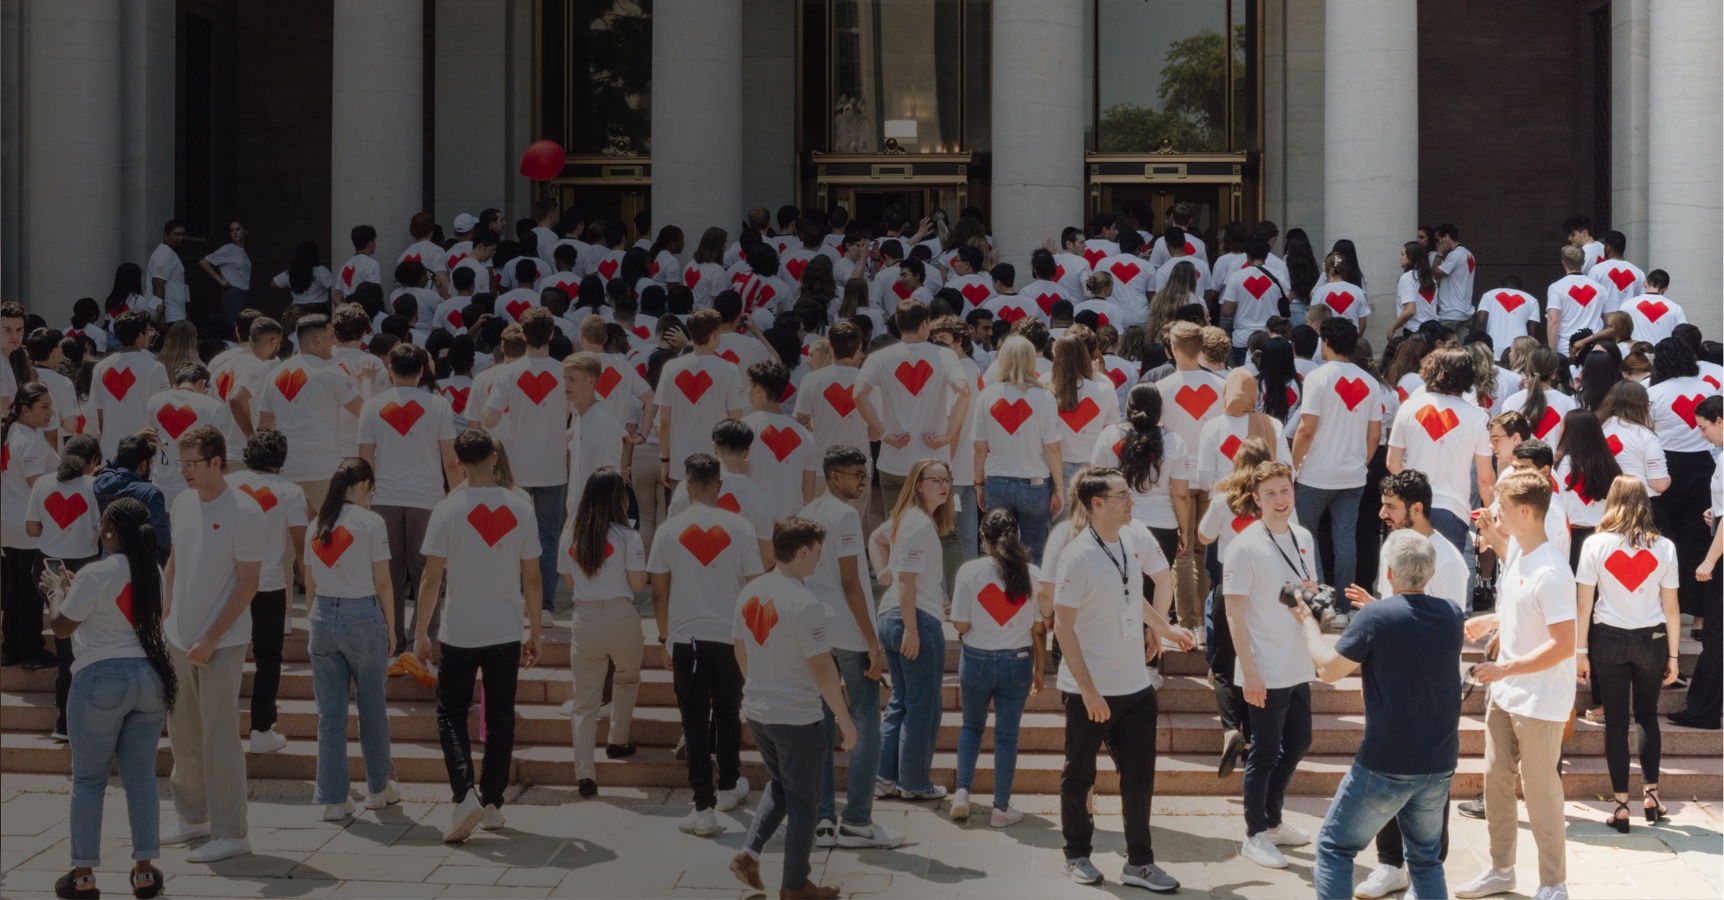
[1,773,1717,899]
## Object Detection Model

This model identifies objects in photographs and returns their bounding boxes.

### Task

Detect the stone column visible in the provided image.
[651,0,743,246]
[990,0,1084,271]
[1323,0,1416,347]
[1648,0,1722,338]
[120,0,176,264]
[742,0,796,212]
[1611,0,1650,268]
[1263,0,1326,243]
[26,0,123,324]
[331,0,423,271]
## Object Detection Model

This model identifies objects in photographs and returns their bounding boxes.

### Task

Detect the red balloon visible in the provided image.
[520,140,565,181]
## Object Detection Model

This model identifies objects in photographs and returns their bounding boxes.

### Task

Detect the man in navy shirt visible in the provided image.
[93,433,172,565]
[1289,529,1464,900]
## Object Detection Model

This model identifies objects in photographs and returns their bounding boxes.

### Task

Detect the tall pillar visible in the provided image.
[1263,0,1326,243]
[1323,0,1417,347]
[434,0,533,231]
[990,0,1084,270]
[1611,0,1650,268]
[26,0,122,322]
[120,0,176,264]
[331,0,423,272]
[1648,0,1722,338]
[741,0,796,212]
[652,1,743,245]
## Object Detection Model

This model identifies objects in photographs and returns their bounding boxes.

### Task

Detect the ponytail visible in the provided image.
[2,382,49,448]
[1120,383,1166,493]
[106,499,177,712]
[1517,346,1558,431]
[978,508,1033,607]
[313,458,373,545]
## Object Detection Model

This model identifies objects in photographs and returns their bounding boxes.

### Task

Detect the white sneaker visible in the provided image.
[814,817,837,848]
[161,819,210,845]
[834,821,905,849]
[873,777,896,799]
[898,784,947,801]
[559,700,575,717]
[990,806,1024,828]
[715,776,751,812]
[321,800,355,821]
[187,836,251,863]
[949,788,972,820]
[480,804,505,830]
[443,794,484,843]
[1240,832,1288,868]
[1263,822,1311,846]
[1531,885,1569,900]
[1454,867,1516,899]
[540,609,555,628]
[249,729,288,754]
[364,781,401,810]
[678,806,722,836]
[1327,612,1350,630]
[1355,863,1409,899]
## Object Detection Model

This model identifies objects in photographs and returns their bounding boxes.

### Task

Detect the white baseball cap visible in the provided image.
[452,212,478,233]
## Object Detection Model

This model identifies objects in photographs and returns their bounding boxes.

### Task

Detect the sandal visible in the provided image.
[1644,786,1668,823]
[130,864,163,899]
[1606,798,1630,833]
[55,869,99,898]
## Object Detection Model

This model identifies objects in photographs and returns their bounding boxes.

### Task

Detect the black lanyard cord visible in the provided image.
[1266,526,1309,582]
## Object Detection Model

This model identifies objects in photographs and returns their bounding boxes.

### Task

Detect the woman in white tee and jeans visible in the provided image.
[25,434,103,741]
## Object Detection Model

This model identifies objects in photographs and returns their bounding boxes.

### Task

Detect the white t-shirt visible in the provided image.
[858,340,969,477]
[166,487,269,651]
[145,387,234,508]
[1002,281,1066,325]
[658,354,748,481]
[274,267,334,306]
[1199,496,1276,562]
[1646,376,1717,455]
[879,508,948,620]
[359,386,457,510]
[1154,368,1227,464]
[1579,240,1607,274]
[225,469,309,592]
[495,288,541,326]
[1221,265,1288,348]
[794,365,868,460]
[422,486,539,648]
[203,243,252,291]
[1054,526,1169,696]
[971,383,1060,479]
[1374,529,1466,609]
[1491,541,1578,722]
[1601,418,1668,495]
[451,256,492,298]
[1090,256,1149,326]
[26,474,100,560]
[798,494,872,652]
[1395,270,1438,330]
[1195,413,1291,490]
[740,273,793,329]
[565,402,627,515]
[557,521,647,602]
[259,355,361,482]
[444,240,475,272]
[3,424,56,549]
[1089,424,1190,529]
[91,351,171,459]
[1052,252,1090,298]
[1388,393,1491,518]
[667,470,774,541]
[1554,457,1609,526]
[740,411,821,522]
[733,571,831,727]
[1502,388,1575,448]
[391,286,442,340]
[1309,281,1369,326]
[1477,288,1537,351]
[1149,233,1209,269]
[1546,274,1604,356]
[433,297,470,335]
[1221,521,1320,689]
[590,248,626,284]
[305,504,391,599]
[1433,247,1476,321]
[681,261,728,310]
[948,357,984,487]
[438,375,474,428]
[399,240,448,275]
[336,253,382,297]
[60,554,147,674]
[951,557,1042,652]
[147,243,189,322]
[1624,295,1686,347]
[1591,259,1646,314]
[485,356,570,488]
[947,273,997,314]
[1080,239,1119,270]
[1296,361,1382,490]
[1149,255,1213,303]
[1053,376,1121,465]
[648,504,765,643]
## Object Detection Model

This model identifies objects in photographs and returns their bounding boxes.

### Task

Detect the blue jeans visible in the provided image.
[1316,763,1452,900]
[954,485,979,562]
[876,608,945,793]
[984,475,1051,566]
[68,658,166,867]
[1288,300,1308,328]
[1427,508,1469,555]
[310,595,393,803]
[1294,482,1360,610]
[955,644,1034,810]
[820,647,883,825]
[527,484,566,610]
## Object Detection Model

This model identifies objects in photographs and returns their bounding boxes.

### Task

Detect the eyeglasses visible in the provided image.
[1101,491,1132,501]
[833,469,868,482]
[178,457,208,470]
[919,476,954,486]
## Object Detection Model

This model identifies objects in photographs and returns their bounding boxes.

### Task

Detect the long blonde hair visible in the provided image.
[889,457,955,536]
[805,337,834,371]
[1596,474,1660,550]
[1053,464,1095,541]
[1466,342,1498,406]
[993,335,1044,392]
[1217,437,1275,517]
[156,321,201,377]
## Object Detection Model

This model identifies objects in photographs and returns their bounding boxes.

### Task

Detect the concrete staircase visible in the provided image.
[3,613,1718,799]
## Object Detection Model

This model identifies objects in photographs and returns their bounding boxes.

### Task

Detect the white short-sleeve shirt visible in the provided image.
[1054,525,1169,696]
[1221,521,1319,689]
[165,488,270,651]
[421,486,540,649]
[951,557,1042,652]
[1490,541,1578,722]
[305,504,391,599]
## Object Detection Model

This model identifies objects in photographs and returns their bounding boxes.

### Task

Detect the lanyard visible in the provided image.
[1089,526,1131,604]
[1266,526,1310,582]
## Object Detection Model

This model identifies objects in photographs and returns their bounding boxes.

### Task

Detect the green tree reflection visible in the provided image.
[1098,25,1246,153]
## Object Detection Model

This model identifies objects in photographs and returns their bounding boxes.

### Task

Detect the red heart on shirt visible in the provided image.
[1415,404,1459,441]
[1606,434,1624,456]
[760,425,802,462]
[1231,514,1256,534]
[215,370,235,400]
[717,349,741,366]
[786,259,810,283]
[1111,437,1125,457]
[894,359,934,396]
[505,298,532,322]
[1059,397,1100,432]
[1466,256,1475,274]
[115,584,135,626]
[990,398,1033,434]
[684,268,701,289]
[341,265,356,288]
[1637,299,1669,322]
[1534,406,1560,439]
[1565,469,1587,498]
[632,324,650,341]
[1491,292,1524,313]
[44,492,88,529]
[597,259,620,281]
[237,484,278,512]
[1672,394,1704,429]
[991,305,1025,324]
[516,370,558,405]
[1082,248,1108,268]
[1108,367,1128,388]
[741,596,778,645]
[1184,241,1197,256]
[649,260,660,278]
[1110,262,1141,285]
[1604,548,1658,592]
[467,504,518,547]
[443,387,470,414]
[960,283,991,308]
[595,367,622,399]
[823,383,856,418]
[1396,385,1410,403]
[3,446,10,472]
[1055,265,1066,282]
[448,253,468,268]
[1418,288,1435,304]
[1220,434,1242,460]
[379,400,425,436]
[976,583,1027,627]
[312,526,354,568]
[274,367,308,402]
[155,405,198,440]
[1606,268,1637,291]
[1242,276,1272,300]
[1286,386,1299,407]
[1568,283,1597,306]
[1033,293,1062,317]
[892,280,912,301]
[1174,383,1218,420]
[1326,292,1355,315]
[716,493,742,515]
[675,368,714,403]
[1335,377,1370,412]
[404,254,422,264]
[101,367,137,401]
[679,523,733,566]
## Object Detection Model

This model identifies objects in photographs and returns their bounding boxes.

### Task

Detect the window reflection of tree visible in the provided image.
[1098,24,1247,153]
[566,0,653,157]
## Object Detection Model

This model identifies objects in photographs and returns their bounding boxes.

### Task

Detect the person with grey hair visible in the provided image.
[1288,528,1465,900]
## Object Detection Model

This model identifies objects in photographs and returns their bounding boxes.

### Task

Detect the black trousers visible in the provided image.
[1243,683,1313,835]
[1061,685,1159,866]
[1,547,46,658]
[1594,622,1669,792]
[1653,450,1717,618]
[1376,797,1451,866]
[1684,580,1722,726]
[1204,582,1250,742]
[249,589,288,733]
[673,639,745,810]
[436,640,520,808]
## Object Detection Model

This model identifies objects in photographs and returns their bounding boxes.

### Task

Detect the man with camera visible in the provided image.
[1221,460,1319,869]
[1292,529,1464,900]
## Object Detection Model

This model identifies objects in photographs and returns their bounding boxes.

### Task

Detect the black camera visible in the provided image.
[1279,582,1337,621]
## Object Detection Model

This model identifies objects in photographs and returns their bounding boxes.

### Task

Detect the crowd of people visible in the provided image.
[2,201,1720,900]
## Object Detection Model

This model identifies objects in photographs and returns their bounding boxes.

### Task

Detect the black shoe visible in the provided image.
[1668,712,1721,730]
[1458,795,1486,819]
[1217,729,1246,778]
[0,649,20,667]
[578,778,598,798]
[605,743,636,759]
[21,649,58,670]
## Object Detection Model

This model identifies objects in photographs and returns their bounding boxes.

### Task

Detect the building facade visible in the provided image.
[4,0,1719,341]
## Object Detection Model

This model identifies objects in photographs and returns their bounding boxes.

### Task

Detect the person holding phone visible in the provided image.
[25,433,103,741]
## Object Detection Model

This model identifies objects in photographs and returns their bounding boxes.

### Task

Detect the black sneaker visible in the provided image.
[605,743,637,759]
[578,778,598,798]
[1458,795,1486,819]
[0,649,19,668]
[20,649,57,670]
[1218,729,1246,778]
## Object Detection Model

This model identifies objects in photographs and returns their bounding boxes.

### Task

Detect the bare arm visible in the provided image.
[838,554,884,678]
[413,555,445,662]
[1224,592,1265,706]
[439,439,461,491]
[1290,600,1358,683]
[1389,303,1414,334]
[228,387,254,438]
[1054,605,1109,722]
[651,572,672,668]
[198,258,229,288]
[1545,308,1562,352]
[1475,454,1496,507]
[1478,619,1574,681]
[1386,445,1406,474]
[1291,413,1318,471]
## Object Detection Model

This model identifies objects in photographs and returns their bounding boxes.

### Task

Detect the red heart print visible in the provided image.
[1059,398,1100,432]
[1603,548,1659,592]
[675,368,714,403]
[649,260,660,278]
[1110,262,1141,284]
[1607,434,1624,456]
[1242,276,1271,300]
[975,583,1026,627]
[1184,241,1196,256]
[996,305,1028,323]
[101,367,137,401]
[1607,268,1636,291]
[404,254,421,263]
[274,367,308,402]
[1220,434,1242,460]
[444,387,470,414]
[632,325,650,340]
[74,415,85,434]
[3,446,9,472]
[516,369,558,405]
[960,283,991,308]
[894,359,934,396]
[155,405,198,440]
[467,503,519,547]
[341,265,356,288]
[1414,404,1459,441]
[449,253,468,268]
[1174,383,1218,420]
[1494,292,1526,313]
[44,492,88,529]
[1568,283,1597,306]
[1108,367,1128,388]
[747,283,776,310]
[679,523,732,566]
[216,370,235,400]
[115,584,135,626]
[684,268,701,289]
[785,258,809,282]
[1707,375,1722,391]
[892,280,912,300]
[1326,292,1355,315]
[237,483,278,512]
[741,596,778,645]
[1534,406,1560,439]
[1335,377,1369,412]
[1096,312,1110,327]
[1466,256,1475,274]
[1637,300,1669,322]
[717,493,741,514]
[760,425,802,462]
[1418,288,1435,304]
[823,382,856,417]
[990,398,1033,434]
[1035,293,1062,316]
[379,400,425,436]
[1396,385,1410,403]
[311,526,354,568]
[1286,386,1299,408]
[718,349,741,365]
[595,367,622,399]
[1672,394,1704,429]
[1082,248,1107,267]
[597,259,620,281]
[505,298,532,321]
[1231,514,1255,534]
[1055,265,1066,281]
